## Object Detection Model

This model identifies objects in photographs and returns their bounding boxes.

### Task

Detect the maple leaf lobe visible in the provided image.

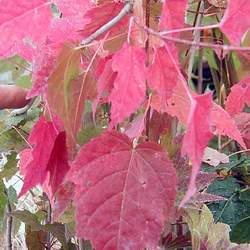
[68,131,177,250]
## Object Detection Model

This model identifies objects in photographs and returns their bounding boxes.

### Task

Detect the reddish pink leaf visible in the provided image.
[93,56,116,113]
[196,172,218,191]
[28,0,97,98]
[160,0,188,31]
[150,42,192,119]
[234,112,250,150]
[0,0,52,59]
[19,117,58,196]
[79,1,129,40]
[180,93,213,206]
[97,57,116,99]
[125,97,151,139]
[191,193,227,204]
[53,0,89,27]
[67,131,177,250]
[225,78,250,115]
[211,104,246,148]
[110,43,146,126]
[220,0,250,44]
[47,132,70,194]
[28,43,60,98]
[52,182,75,220]
[153,79,246,149]
[19,117,69,198]
[147,45,179,109]
[51,0,90,42]
[19,149,33,177]
[164,84,194,124]
[48,44,97,156]
[125,114,145,139]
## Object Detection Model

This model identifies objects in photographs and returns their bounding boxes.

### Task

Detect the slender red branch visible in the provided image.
[137,22,250,51]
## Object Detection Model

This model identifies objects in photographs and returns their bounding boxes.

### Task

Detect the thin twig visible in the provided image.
[227,149,250,158]
[11,126,32,148]
[4,188,13,250]
[187,0,204,84]
[221,139,233,150]
[161,35,250,51]
[80,2,133,46]
[145,0,151,141]
[160,23,219,36]
[10,98,36,116]
[197,48,204,94]
[137,22,250,51]
[46,194,52,250]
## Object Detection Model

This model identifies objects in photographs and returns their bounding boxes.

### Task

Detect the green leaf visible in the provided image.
[207,176,240,197]
[77,126,103,146]
[0,181,7,228]
[16,74,32,89]
[230,217,250,243]
[204,48,218,70]
[0,55,30,88]
[240,189,250,202]
[6,186,17,204]
[3,107,40,129]
[0,151,18,181]
[207,177,250,229]
[0,128,26,152]
[11,210,41,231]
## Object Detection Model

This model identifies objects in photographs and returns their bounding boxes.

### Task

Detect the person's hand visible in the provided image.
[0,85,29,109]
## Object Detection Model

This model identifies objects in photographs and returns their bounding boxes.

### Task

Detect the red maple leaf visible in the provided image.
[93,56,116,113]
[53,0,90,28]
[147,45,179,109]
[19,117,70,198]
[79,1,129,40]
[28,43,60,98]
[211,104,246,149]
[152,78,246,149]
[47,132,70,194]
[180,93,213,206]
[110,43,146,127]
[0,0,52,60]
[234,112,250,150]
[160,0,188,32]
[52,182,75,220]
[220,0,250,45]
[48,44,97,156]
[225,78,250,115]
[67,131,177,250]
